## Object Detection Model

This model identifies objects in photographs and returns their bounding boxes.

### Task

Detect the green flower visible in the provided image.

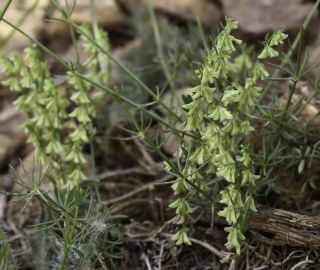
[46,139,63,155]
[244,195,257,212]
[208,105,233,122]
[69,107,91,124]
[172,229,191,245]
[169,198,193,217]
[68,167,86,182]
[69,128,89,143]
[217,163,236,183]
[253,62,269,80]
[71,90,91,104]
[221,89,241,106]
[225,226,245,254]
[269,29,288,46]
[258,46,279,59]
[65,146,87,165]
[241,170,259,185]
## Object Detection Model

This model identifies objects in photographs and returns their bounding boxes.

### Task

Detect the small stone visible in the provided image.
[43,0,125,53]
[119,0,222,28]
[221,0,317,35]
[68,0,125,30]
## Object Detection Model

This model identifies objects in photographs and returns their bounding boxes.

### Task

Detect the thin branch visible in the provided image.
[160,232,224,259]
[103,174,173,205]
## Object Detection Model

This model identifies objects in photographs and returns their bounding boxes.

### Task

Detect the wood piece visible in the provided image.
[248,208,320,248]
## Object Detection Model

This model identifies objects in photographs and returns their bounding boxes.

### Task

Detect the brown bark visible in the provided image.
[248,208,320,248]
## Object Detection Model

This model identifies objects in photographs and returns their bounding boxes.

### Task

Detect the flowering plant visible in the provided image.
[165,17,287,254]
[0,25,111,188]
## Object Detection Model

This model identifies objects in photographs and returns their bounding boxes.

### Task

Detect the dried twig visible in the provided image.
[103,174,173,205]
[289,258,314,270]
[141,253,152,270]
[160,232,224,259]
[82,163,163,184]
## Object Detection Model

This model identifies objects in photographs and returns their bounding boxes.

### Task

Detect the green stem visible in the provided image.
[76,72,193,139]
[283,28,304,117]
[60,203,79,270]
[52,0,80,66]
[0,0,12,20]
[2,18,69,67]
[89,132,101,204]
[148,2,174,90]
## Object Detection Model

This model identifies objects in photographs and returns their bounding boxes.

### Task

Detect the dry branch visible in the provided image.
[248,208,320,248]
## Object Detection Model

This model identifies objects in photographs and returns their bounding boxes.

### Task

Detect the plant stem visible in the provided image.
[283,28,304,117]
[148,2,174,90]
[60,192,80,270]
[0,0,12,20]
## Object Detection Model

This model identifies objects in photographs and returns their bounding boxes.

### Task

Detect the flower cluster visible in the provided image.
[166,17,287,254]
[0,46,68,174]
[80,24,111,86]
[66,25,111,184]
[0,25,111,188]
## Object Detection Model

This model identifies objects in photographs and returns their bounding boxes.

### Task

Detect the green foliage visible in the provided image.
[8,164,121,270]
[0,25,111,188]
[0,227,17,270]
[80,24,111,86]
[165,17,287,254]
